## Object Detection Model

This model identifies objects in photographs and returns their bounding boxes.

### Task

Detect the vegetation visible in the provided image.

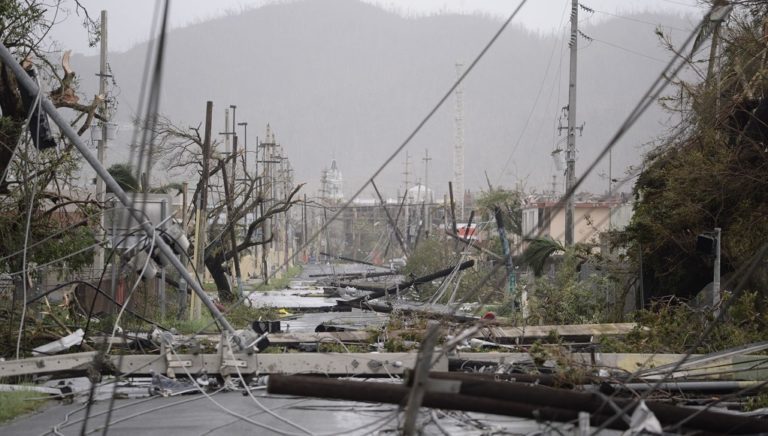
[149,117,303,302]
[252,265,303,291]
[475,187,523,235]
[0,389,46,423]
[625,3,768,300]
[600,291,768,354]
[525,249,624,325]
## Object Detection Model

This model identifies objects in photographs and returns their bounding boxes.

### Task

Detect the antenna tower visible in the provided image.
[454,62,465,220]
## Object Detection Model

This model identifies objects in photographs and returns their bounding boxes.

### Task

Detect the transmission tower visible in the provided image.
[454,62,465,220]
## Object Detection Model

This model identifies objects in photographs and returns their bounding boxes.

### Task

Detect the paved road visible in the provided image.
[1,388,564,435]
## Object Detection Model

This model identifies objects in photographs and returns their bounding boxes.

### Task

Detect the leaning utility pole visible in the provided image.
[564,0,579,246]
[95,10,108,273]
[0,44,238,339]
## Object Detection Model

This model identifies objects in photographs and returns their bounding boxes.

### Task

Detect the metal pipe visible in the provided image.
[0,43,239,343]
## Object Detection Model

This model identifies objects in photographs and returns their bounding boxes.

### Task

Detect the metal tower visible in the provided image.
[453,62,465,220]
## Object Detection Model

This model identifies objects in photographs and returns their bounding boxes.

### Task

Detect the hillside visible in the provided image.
[70,0,695,198]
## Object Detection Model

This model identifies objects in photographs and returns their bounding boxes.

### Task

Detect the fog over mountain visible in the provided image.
[70,0,695,199]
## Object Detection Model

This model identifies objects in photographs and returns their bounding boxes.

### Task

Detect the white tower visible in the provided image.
[453,62,465,220]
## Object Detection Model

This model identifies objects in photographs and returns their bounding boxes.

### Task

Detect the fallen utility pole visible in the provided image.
[352,301,480,323]
[410,374,767,435]
[319,252,376,267]
[0,352,448,378]
[331,282,387,292]
[0,43,239,343]
[339,259,475,307]
[311,271,396,279]
[268,374,621,431]
[268,374,766,434]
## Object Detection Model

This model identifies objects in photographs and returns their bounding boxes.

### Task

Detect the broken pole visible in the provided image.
[0,44,240,343]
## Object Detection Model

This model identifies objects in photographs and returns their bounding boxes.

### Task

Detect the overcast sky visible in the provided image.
[50,0,704,55]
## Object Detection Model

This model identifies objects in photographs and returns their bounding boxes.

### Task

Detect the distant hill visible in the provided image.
[70,0,695,199]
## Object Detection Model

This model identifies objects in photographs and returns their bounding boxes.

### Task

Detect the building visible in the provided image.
[521,193,631,247]
[321,160,344,202]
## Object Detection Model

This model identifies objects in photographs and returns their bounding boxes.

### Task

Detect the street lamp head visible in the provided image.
[229,104,237,110]
[238,122,248,126]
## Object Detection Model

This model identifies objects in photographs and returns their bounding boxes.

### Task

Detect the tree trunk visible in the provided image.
[204,253,235,303]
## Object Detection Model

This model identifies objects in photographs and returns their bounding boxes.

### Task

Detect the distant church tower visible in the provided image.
[325,159,344,201]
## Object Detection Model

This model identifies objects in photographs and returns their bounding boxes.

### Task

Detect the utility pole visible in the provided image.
[564,0,579,246]
[423,149,432,237]
[302,193,308,262]
[221,162,244,298]
[230,104,238,187]
[258,125,279,282]
[95,10,108,274]
[238,121,248,175]
[190,101,212,320]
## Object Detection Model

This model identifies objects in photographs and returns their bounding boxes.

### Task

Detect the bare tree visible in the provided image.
[151,117,303,301]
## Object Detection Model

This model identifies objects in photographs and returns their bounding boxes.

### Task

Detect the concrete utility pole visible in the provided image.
[0,44,239,339]
[230,104,237,188]
[564,0,579,246]
[95,10,108,274]
[238,121,248,175]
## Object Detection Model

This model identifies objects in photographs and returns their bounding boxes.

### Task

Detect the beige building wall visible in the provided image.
[522,203,613,247]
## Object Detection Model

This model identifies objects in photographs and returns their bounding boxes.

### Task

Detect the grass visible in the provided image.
[252,265,303,292]
[0,390,46,423]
